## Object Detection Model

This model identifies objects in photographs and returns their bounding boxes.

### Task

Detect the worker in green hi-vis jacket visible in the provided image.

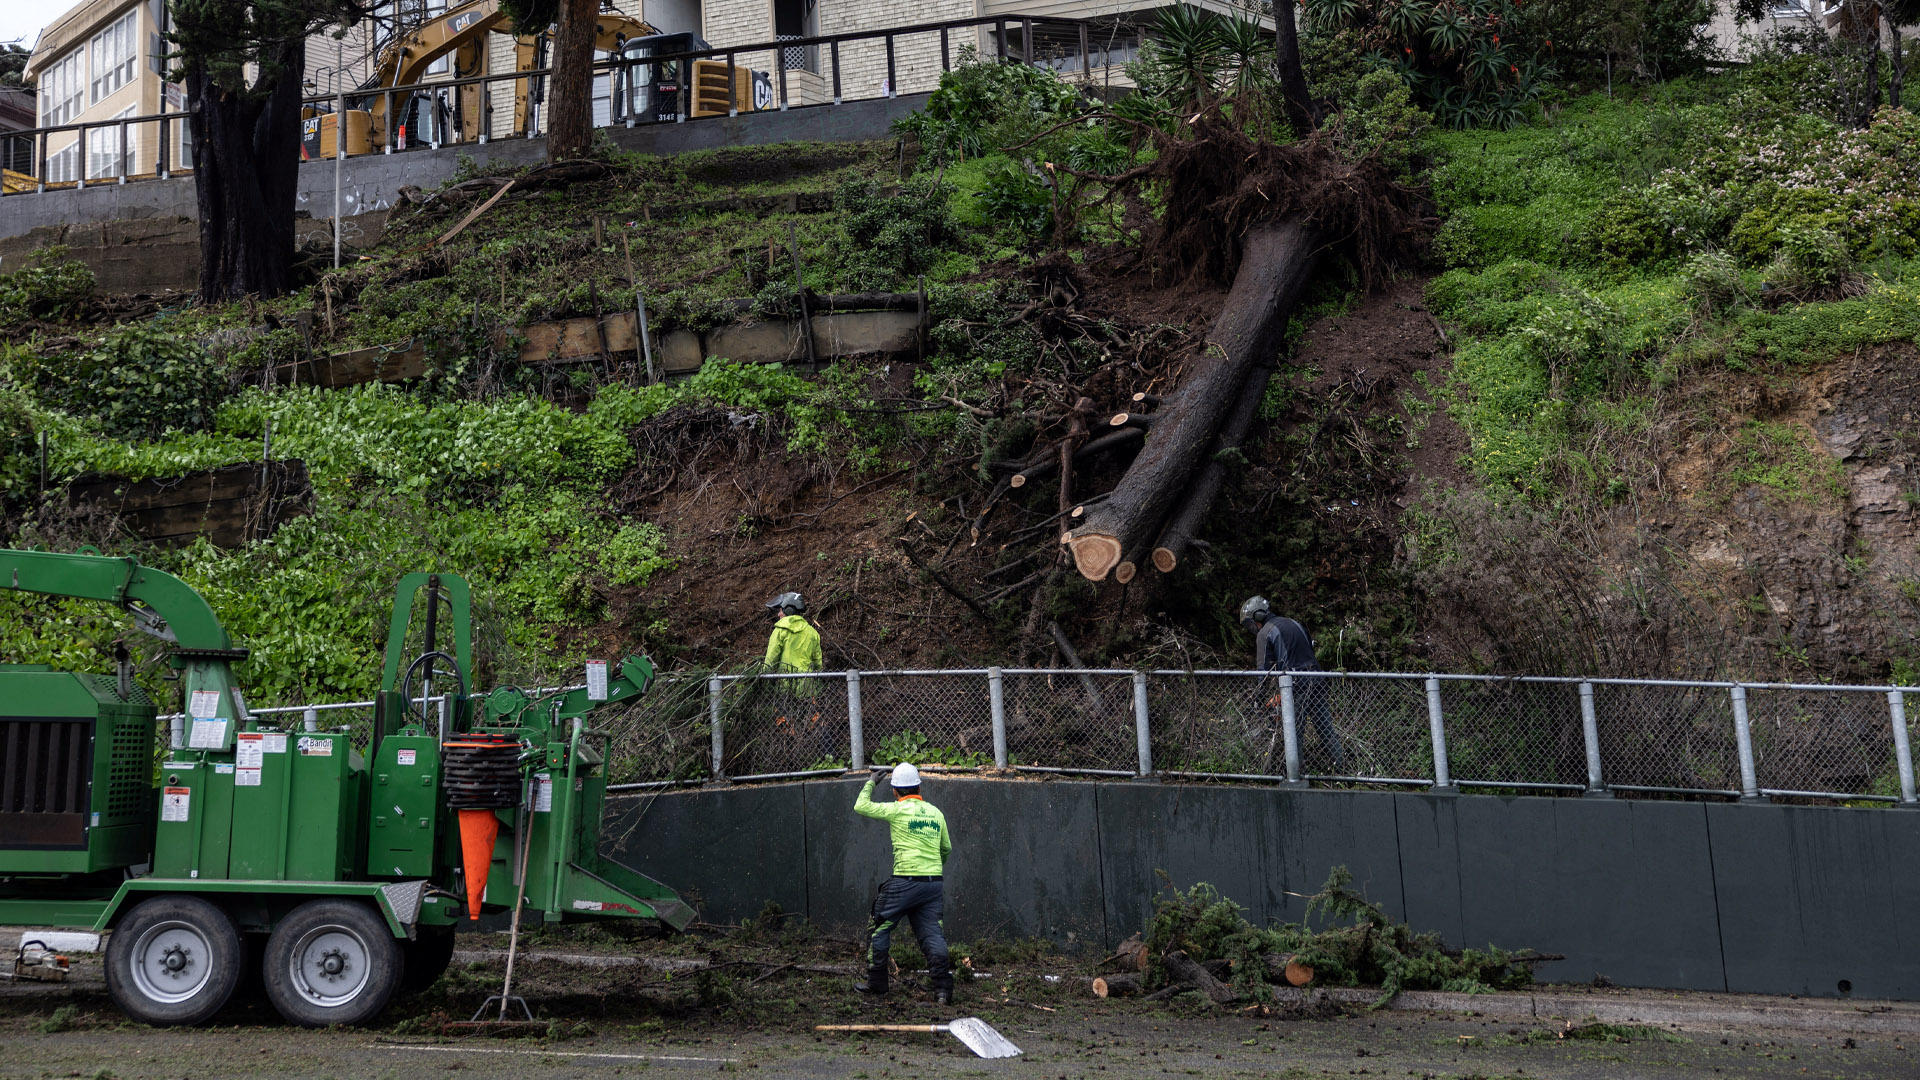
[852,762,954,1004]
[763,591,825,757]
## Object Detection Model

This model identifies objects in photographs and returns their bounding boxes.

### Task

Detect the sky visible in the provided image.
[2,0,83,55]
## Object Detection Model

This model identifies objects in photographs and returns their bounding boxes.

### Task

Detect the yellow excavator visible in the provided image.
[302,0,764,159]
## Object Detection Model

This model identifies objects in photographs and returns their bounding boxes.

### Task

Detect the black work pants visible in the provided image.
[866,876,951,991]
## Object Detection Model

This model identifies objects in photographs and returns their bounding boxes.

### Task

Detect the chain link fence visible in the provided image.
[173,669,1920,807]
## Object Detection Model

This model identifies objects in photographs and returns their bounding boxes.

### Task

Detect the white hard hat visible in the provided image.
[890,762,921,788]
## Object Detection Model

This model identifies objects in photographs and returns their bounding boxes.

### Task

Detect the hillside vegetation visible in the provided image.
[3,12,1919,715]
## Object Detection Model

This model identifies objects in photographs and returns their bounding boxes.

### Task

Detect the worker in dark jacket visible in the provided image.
[1241,596,1347,772]
[853,762,954,1004]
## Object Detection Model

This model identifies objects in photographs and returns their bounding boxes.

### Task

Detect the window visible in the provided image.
[40,50,84,126]
[46,140,78,183]
[91,9,139,103]
[87,105,136,179]
[773,0,819,74]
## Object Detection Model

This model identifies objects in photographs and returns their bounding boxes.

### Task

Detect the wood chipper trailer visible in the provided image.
[0,548,691,1026]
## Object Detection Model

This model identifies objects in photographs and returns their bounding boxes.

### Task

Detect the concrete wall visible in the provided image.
[607,777,1920,1000]
[0,92,927,242]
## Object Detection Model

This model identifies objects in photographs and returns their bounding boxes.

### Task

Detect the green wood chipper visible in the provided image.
[0,547,691,1026]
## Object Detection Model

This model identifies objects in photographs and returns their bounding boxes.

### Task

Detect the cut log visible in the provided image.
[1107,412,1154,430]
[1131,392,1161,409]
[1066,219,1322,581]
[1092,974,1142,998]
[1150,361,1276,574]
[1163,949,1240,1005]
[1258,952,1315,987]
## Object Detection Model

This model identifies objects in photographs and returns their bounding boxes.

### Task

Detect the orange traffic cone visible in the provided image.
[458,808,501,920]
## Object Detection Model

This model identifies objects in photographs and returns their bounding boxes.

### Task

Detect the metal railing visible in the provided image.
[171,668,1920,807]
[0,15,1105,197]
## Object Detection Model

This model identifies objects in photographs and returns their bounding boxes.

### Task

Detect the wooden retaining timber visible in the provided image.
[274,291,928,390]
[67,461,311,548]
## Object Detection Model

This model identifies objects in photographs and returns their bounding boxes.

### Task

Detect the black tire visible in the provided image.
[262,899,403,1028]
[400,927,458,992]
[105,895,244,1026]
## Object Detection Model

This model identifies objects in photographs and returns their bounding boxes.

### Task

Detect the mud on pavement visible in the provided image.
[3,927,1917,1079]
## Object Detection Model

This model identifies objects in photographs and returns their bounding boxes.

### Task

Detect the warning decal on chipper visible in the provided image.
[571,899,643,914]
[161,787,190,822]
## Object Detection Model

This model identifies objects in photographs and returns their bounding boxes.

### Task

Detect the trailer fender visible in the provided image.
[92,879,429,939]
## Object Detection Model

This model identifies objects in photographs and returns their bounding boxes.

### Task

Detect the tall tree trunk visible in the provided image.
[1889,19,1906,110]
[1865,2,1884,122]
[547,0,599,160]
[1273,0,1315,132]
[187,38,306,300]
[1064,220,1322,581]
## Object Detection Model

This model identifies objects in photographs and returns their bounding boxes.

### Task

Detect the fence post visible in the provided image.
[1132,671,1153,778]
[1280,674,1303,786]
[1731,684,1764,802]
[1889,689,1917,806]
[847,670,865,770]
[708,675,725,781]
[989,666,1008,768]
[1579,681,1609,797]
[1426,676,1456,792]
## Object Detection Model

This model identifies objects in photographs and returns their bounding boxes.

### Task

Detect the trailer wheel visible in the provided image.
[263,899,402,1028]
[400,927,457,992]
[105,895,244,1026]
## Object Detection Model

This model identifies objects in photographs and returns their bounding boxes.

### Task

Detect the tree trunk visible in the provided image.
[1162,949,1240,1005]
[1064,219,1322,581]
[1890,19,1906,111]
[1260,951,1315,987]
[1092,973,1141,997]
[547,0,599,160]
[187,38,306,300]
[1273,0,1315,133]
[1151,361,1275,574]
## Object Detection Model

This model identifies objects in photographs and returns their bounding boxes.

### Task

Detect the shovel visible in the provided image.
[815,1018,1023,1059]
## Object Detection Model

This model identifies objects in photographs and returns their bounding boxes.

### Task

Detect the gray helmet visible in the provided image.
[765,591,805,616]
[1239,596,1271,624]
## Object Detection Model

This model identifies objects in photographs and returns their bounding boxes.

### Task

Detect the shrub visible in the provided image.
[1765,220,1855,297]
[837,176,956,288]
[27,327,229,441]
[0,391,36,496]
[1580,192,1675,273]
[1681,250,1744,314]
[0,246,93,323]
[892,48,1085,166]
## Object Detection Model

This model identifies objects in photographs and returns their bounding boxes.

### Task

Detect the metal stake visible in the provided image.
[988,667,1007,768]
[1889,689,1916,805]
[1426,676,1455,792]
[1132,671,1152,777]
[1580,681,1609,797]
[708,675,725,780]
[1731,685,1764,802]
[335,47,345,270]
[847,670,865,769]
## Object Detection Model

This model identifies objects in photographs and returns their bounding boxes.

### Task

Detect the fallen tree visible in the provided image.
[1053,117,1426,581]
[1121,870,1554,1008]
[1065,223,1318,581]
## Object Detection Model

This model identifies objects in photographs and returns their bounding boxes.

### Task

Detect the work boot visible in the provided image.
[930,959,953,1006]
[935,988,953,1005]
[853,966,889,996]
